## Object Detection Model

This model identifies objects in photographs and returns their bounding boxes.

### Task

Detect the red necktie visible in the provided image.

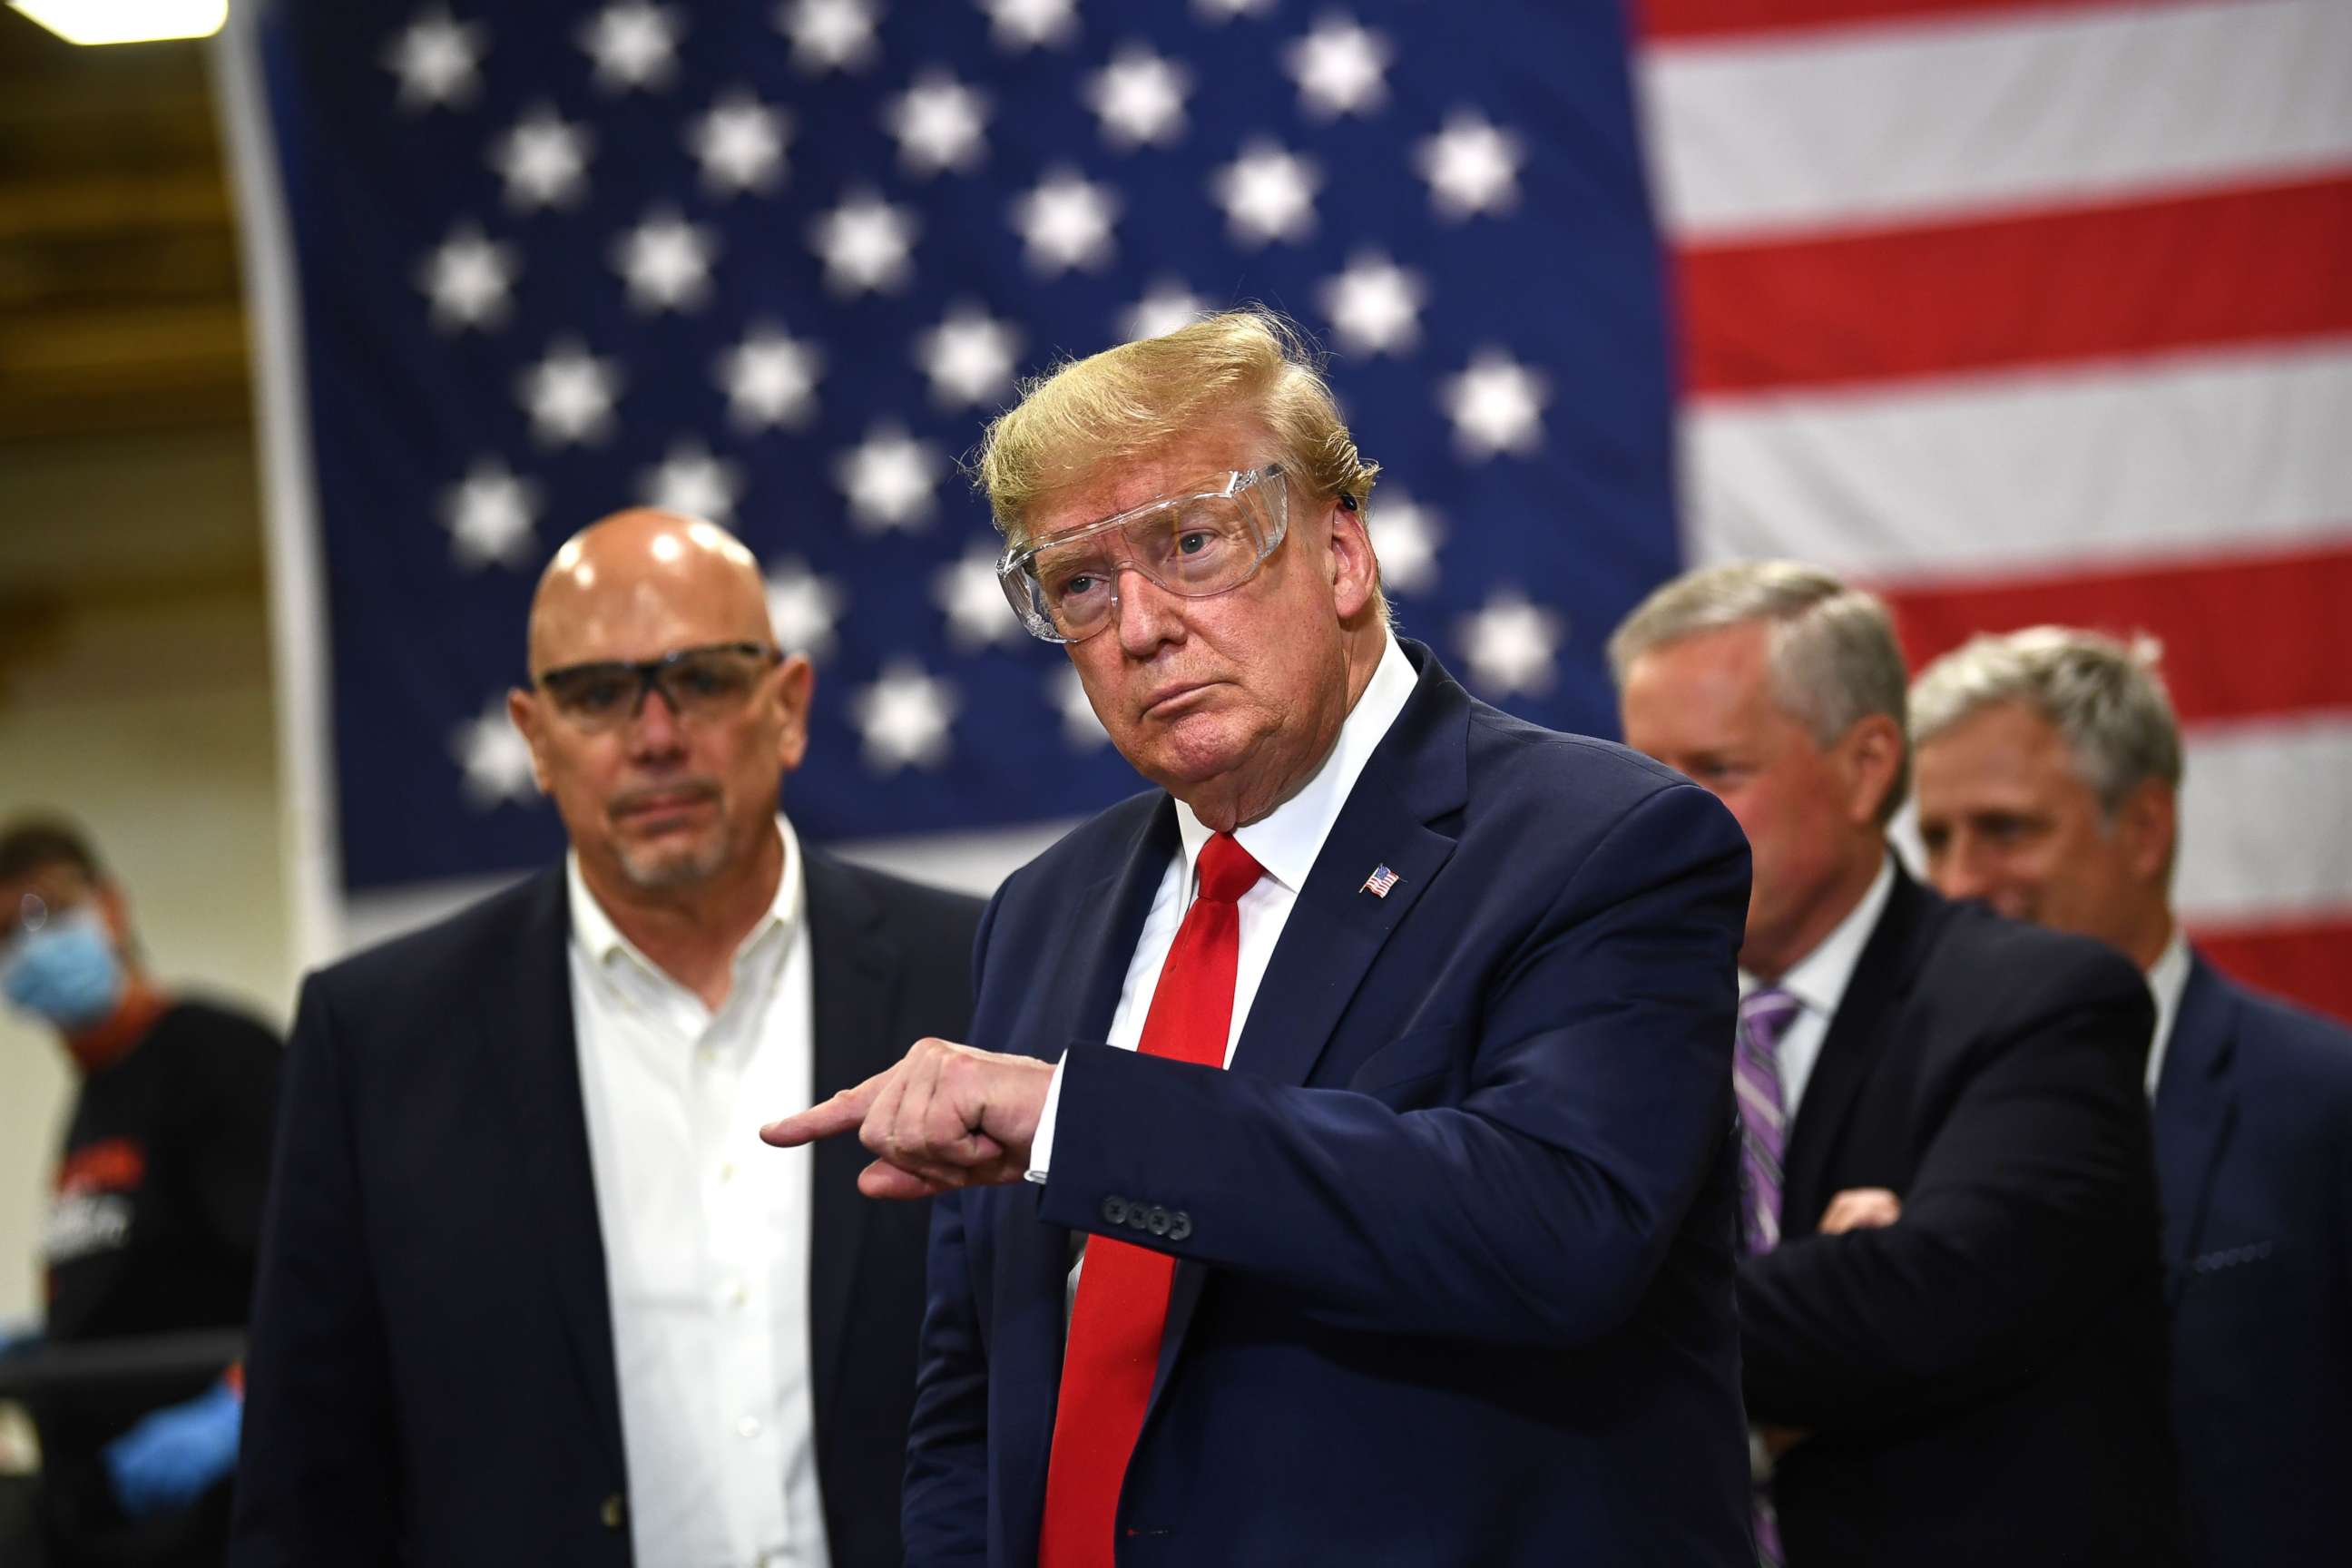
[1037,831,1265,1568]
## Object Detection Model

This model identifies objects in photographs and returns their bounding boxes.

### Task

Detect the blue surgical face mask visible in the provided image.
[3,908,126,1031]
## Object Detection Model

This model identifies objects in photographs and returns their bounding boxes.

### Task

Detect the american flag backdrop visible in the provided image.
[219,0,2352,1023]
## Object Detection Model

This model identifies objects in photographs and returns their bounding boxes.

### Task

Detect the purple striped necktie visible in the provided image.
[1736,985,1802,1568]
[1735,986,1802,1255]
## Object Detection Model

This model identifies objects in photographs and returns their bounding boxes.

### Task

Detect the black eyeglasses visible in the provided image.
[534,642,783,732]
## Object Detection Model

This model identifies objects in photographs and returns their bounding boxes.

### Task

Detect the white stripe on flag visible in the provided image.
[1641,0,2352,242]
[1682,344,2352,577]
[2176,716,2352,925]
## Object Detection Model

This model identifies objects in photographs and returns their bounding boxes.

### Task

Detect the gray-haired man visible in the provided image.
[1912,626,2352,1568]
[1612,561,2179,1568]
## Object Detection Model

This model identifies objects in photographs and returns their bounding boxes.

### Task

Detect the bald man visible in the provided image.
[230,514,984,1568]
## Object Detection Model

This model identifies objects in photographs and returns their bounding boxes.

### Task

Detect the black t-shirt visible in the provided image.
[35,998,281,1568]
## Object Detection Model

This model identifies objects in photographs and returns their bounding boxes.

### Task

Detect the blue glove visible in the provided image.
[103,1377,241,1518]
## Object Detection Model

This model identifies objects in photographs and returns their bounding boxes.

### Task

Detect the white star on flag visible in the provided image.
[417,221,517,332]
[779,0,879,74]
[1442,350,1548,460]
[385,7,485,112]
[1286,15,1391,120]
[851,662,958,773]
[1417,112,1524,221]
[808,191,919,296]
[689,93,790,196]
[440,457,540,570]
[1212,142,1320,248]
[1456,590,1564,698]
[1192,0,1273,20]
[837,425,942,533]
[451,698,540,808]
[518,339,622,447]
[1013,169,1119,274]
[765,557,847,659]
[1049,665,1110,750]
[918,306,1022,410]
[491,106,593,211]
[612,210,719,313]
[935,547,1022,651]
[983,0,1078,52]
[578,2,681,93]
[1086,46,1191,150]
[1121,279,1210,342]
[717,326,823,431]
[887,71,991,178]
[1318,251,1425,357]
[1367,490,1446,596]
[641,439,744,523]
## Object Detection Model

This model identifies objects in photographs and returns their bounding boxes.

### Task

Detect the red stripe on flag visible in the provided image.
[2190,915,2352,1026]
[1678,177,2352,396]
[1637,0,2156,44]
[1877,542,2352,726]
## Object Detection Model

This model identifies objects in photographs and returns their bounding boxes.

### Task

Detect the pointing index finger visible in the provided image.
[760,1075,884,1147]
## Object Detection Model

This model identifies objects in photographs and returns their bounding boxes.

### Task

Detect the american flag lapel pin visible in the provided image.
[1360,864,1399,898]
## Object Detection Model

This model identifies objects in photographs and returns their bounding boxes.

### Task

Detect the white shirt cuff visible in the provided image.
[1024,1054,1068,1184]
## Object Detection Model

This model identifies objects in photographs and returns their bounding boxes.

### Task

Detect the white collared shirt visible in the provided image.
[1027,634,1420,1177]
[2144,923,2191,1100]
[568,816,828,1568]
[1739,855,1897,1124]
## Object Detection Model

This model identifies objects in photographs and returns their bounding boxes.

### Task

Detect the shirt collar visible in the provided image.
[1173,633,1417,897]
[2143,921,2191,1099]
[566,814,802,980]
[1744,852,1897,1021]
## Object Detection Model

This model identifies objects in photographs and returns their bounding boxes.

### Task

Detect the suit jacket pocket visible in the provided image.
[1348,1022,1470,1100]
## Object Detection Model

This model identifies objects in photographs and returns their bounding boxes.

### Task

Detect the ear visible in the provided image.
[93,880,134,949]
[2113,778,2177,885]
[773,655,817,774]
[1838,713,1906,828]
[506,687,554,795]
[1326,496,1378,622]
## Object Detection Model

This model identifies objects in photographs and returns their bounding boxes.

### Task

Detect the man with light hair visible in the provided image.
[1911,625,2352,1568]
[767,309,1759,1564]
[1611,562,2178,1568]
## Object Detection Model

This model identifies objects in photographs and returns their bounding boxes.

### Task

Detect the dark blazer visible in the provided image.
[2156,956,2352,1568]
[1740,868,2179,1567]
[230,849,981,1568]
[906,646,1758,1567]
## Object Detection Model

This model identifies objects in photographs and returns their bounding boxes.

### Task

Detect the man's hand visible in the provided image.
[1818,1187,1902,1235]
[761,1037,1056,1200]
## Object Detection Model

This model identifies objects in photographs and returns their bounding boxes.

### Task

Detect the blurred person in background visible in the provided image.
[231,510,983,1568]
[1612,563,2179,1568]
[1911,626,2352,1568]
[0,818,280,1568]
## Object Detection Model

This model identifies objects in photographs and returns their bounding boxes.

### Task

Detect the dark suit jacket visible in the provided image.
[906,646,1758,1567]
[1740,868,2179,1567]
[230,849,981,1568]
[2156,956,2352,1568]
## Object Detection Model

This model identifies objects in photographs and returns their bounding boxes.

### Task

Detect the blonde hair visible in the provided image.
[974,309,1378,545]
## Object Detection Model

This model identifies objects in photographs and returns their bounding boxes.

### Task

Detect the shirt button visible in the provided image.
[726,1280,748,1308]
[737,1415,762,1439]
[720,1161,737,1183]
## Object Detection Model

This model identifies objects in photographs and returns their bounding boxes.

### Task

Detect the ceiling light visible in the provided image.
[10,0,229,45]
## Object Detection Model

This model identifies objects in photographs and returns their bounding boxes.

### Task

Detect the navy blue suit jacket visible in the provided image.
[230,852,980,1568]
[905,646,1756,1567]
[2156,956,2352,1568]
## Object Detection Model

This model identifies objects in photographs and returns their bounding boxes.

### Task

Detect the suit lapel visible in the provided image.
[2152,955,2239,1289]
[480,867,627,1471]
[801,852,900,1444]
[1780,866,1927,1234]
[1067,799,1185,1053]
[1154,649,1468,1396]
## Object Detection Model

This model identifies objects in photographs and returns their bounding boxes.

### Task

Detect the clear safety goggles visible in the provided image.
[996,466,1290,644]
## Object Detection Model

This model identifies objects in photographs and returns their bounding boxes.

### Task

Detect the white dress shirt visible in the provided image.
[2143,923,2191,1100]
[568,817,828,1568]
[1740,855,1897,1124]
[1028,633,1420,1178]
